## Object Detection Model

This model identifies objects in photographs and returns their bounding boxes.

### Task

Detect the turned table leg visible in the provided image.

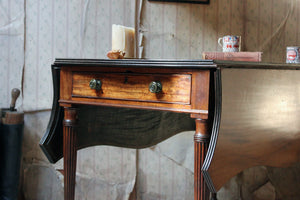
[63,107,78,200]
[194,119,213,200]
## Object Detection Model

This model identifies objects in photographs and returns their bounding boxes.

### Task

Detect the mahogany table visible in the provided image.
[40,59,300,200]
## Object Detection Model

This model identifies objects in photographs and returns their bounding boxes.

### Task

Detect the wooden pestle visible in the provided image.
[10,88,20,111]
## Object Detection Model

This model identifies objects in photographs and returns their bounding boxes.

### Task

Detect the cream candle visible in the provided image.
[111,24,135,58]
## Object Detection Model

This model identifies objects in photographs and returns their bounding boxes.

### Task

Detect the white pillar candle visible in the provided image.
[112,24,135,58]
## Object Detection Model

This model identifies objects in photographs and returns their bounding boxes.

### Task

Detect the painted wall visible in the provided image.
[1,0,300,199]
[140,0,299,63]
[0,0,24,109]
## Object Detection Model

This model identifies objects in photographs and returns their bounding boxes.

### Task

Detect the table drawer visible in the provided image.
[72,72,191,104]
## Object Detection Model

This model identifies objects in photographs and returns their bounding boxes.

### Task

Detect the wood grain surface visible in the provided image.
[72,72,191,104]
[59,67,211,115]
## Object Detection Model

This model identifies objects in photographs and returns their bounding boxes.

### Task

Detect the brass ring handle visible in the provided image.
[149,81,162,93]
[89,79,102,90]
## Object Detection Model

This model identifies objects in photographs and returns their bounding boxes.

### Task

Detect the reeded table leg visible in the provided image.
[63,107,78,200]
[194,119,211,200]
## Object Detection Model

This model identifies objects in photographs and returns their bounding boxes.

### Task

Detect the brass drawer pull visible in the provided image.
[149,81,162,93]
[89,79,102,90]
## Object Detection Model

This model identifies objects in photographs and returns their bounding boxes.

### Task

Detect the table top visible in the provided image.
[53,58,300,70]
